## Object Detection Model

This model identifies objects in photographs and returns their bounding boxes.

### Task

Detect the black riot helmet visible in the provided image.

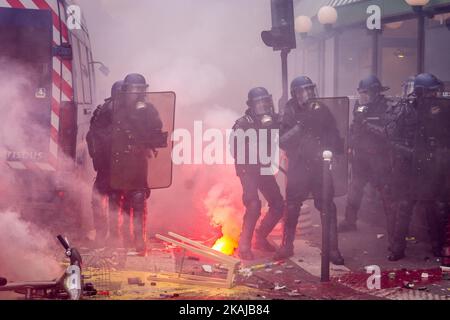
[246,87,275,127]
[121,73,149,106]
[413,73,444,98]
[111,80,124,99]
[290,76,318,106]
[122,73,149,93]
[357,75,389,105]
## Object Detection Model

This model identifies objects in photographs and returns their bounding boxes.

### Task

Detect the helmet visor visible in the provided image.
[357,90,371,105]
[293,85,318,105]
[252,96,274,116]
[122,84,149,94]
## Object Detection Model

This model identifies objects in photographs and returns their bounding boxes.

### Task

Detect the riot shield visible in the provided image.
[315,97,350,198]
[110,92,176,191]
[413,97,450,201]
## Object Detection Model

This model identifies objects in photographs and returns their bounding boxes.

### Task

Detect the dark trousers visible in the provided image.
[109,189,150,250]
[345,151,390,224]
[389,199,448,254]
[284,159,339,251]
[238,173,284,251]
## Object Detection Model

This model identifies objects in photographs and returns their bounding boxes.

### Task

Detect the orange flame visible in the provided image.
[212,235,238,256]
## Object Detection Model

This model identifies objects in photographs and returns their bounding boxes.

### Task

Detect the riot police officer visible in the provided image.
[109,73,167,255]
[231,87,285,260]
[87,80,123,245]
[275,76,345,265]
[370,73,447,261]
[339,75,392,232]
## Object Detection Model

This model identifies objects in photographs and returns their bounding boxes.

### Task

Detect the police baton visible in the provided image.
[321,150,333,282]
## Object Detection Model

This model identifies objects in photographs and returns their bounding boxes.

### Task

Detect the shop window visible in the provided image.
[336,28,372,97]
[425,14,450,89]
[379,19,418,97]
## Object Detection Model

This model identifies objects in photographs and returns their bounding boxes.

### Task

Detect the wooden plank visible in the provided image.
[158,272,225,283]
[168,232,240,264]
[156,234,231,264]
[147,275,230,288]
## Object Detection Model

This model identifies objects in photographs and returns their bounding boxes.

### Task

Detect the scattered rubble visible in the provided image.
[201,265,213,273]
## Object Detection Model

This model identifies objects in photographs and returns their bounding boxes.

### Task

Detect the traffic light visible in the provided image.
[261,0,296,51]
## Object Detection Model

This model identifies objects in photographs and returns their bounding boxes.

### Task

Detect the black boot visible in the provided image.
[274,204,300,260]
[127,191,148,256]
[254,204,283,252]
[427,202,447,258]
[388,200,413,261]
[388,250,405,261]
[338,220,357,233]
[238,201,261,261]
[339,204,358,233]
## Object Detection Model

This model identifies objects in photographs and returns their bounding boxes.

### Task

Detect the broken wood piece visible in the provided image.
[155,233,241,288]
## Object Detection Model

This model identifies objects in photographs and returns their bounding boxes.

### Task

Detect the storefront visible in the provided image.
[292,0,450,98]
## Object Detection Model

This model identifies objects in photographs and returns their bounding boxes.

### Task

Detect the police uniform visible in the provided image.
[232,87,285,260]
[277,97,345,263]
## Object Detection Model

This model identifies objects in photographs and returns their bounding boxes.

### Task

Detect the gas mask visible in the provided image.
[251,97,275,127]
[293,85,318,106]
[121,85,147,107]
[357,89,379,106]
[402,80,415,99]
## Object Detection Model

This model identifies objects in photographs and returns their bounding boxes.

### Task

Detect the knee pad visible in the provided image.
[286,203,301,217]
[109,192,122,207]
[128,191,147,213]
[269,199,285,217]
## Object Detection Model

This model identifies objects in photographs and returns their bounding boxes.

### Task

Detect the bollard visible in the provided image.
[321,150,333,282]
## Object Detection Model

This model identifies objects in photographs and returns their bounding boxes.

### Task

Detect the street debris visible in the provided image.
[377,234,385,239]
[187,256,200,261]
[245,283,259,289]
[128,277,145,286]
[274,284,286,291]
[274,270,283,275]
[421,273,429,280]
[202,265,213,273]
[404,282,415,289]
[287,290,301,297]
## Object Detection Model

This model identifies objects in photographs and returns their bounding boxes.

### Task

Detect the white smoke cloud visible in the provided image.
[0,211,62,281]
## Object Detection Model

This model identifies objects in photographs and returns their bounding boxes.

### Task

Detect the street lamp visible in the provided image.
[404,0,430,13]
[295,15,312,38]
[318,6,338,31]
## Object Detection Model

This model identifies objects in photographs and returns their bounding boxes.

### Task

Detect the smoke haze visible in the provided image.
[76,0,283,238]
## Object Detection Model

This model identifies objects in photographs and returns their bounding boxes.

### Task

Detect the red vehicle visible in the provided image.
[0,0,104,238]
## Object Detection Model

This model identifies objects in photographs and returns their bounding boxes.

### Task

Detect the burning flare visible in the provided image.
[213,235,238,256]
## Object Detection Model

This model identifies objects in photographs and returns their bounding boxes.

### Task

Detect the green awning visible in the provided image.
[328,0,364,7]
[297,0,450,36]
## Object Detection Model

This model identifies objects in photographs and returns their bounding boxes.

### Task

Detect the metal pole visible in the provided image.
[279,48,290,115]
[417,13,425,74]
[321,151,333,282]
[372,30,379,77]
